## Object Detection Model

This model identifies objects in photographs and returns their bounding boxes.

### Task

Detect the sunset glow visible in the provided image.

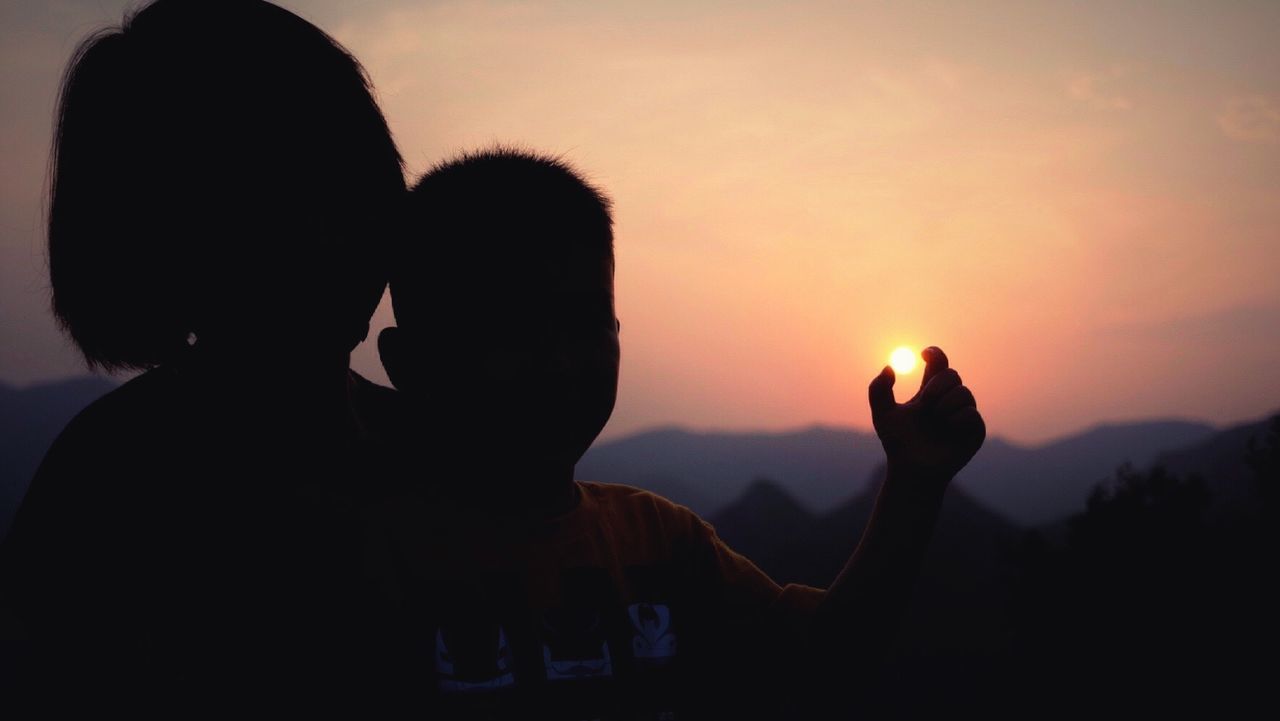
[889,347,918,376]
[1,1,1279,446]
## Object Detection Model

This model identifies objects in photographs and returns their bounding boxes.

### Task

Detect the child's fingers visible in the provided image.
[934,384,976,417]
[918,368,961,409]
[869,365,897,417]
[919,346,949,383]
[945,406,986,443]
[909,346,949,403]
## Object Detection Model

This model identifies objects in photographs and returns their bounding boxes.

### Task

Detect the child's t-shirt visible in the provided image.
[365,480,825,719]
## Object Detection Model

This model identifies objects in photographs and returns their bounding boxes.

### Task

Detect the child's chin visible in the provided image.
[506,427,593,465]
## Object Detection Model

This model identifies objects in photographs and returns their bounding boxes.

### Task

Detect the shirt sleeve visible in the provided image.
[688,515,825,621]
[674,510,826,706]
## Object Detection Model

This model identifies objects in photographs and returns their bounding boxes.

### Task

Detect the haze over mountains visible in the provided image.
[0,375,1273,539]
[578,418,1224,525]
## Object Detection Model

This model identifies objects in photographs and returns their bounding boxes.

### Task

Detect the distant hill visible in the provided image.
[579,419,1221,525]
[0,376,117,538]
[955,420,1216,525]
[577,425,884,515]
[708,471,1025,715]
[1154,414,1275,521]
[696,415,1279,716]
[701,414,1276,602]
[710,468,1022,581]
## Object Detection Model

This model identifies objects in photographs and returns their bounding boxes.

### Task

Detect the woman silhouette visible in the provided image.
[2,0,405,711]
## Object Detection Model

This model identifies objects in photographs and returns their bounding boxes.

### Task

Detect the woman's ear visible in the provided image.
[377,326,412,392]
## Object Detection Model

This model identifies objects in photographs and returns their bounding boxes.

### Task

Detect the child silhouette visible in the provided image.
[373,147,985,718]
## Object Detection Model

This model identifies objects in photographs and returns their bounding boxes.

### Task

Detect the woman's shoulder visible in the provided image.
[1,368,189,628]
[55,366,180,443]
[25,366,186,504]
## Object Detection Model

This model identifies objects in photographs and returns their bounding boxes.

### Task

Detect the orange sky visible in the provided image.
[2,0,1278,444]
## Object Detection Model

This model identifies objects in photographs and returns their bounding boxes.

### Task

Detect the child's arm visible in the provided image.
[807,346,985,692]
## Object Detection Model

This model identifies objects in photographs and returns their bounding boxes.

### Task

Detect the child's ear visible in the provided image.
[377,326,413,392]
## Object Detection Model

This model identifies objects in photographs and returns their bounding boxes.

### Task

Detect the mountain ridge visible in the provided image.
[3,375,1275,534]
[579,415,1246,524]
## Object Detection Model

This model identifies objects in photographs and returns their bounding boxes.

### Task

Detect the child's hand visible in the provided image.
[868,346,985,496]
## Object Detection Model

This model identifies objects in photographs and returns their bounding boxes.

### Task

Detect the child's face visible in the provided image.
[382,251,620,468]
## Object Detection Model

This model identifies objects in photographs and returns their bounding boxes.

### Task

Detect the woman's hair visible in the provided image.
[48,0,405,371]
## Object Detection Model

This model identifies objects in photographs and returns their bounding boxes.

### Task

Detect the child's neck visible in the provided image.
[452,458,581,519]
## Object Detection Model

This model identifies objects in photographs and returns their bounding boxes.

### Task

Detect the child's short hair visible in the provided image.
[48,0,405,370]
[392,147,613,327]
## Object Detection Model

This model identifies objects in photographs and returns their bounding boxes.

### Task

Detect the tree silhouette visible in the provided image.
[1008,420,1280,716]
[1009,465,1201,712]
[1244,415,1279,514]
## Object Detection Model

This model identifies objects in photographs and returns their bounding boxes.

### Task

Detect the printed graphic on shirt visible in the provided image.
[629,602,677,664]
[542,607,613,680]
[542,566,622,681]
[435,623,517,693]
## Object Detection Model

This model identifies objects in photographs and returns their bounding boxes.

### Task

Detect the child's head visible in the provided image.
[380,147,618,467]
[48,0,404,371]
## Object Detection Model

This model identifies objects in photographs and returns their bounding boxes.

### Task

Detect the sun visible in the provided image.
[889,346,918,375]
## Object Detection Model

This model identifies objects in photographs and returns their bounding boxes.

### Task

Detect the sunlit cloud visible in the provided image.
[1066,66,1135,111]
[1217,95,1280,145]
